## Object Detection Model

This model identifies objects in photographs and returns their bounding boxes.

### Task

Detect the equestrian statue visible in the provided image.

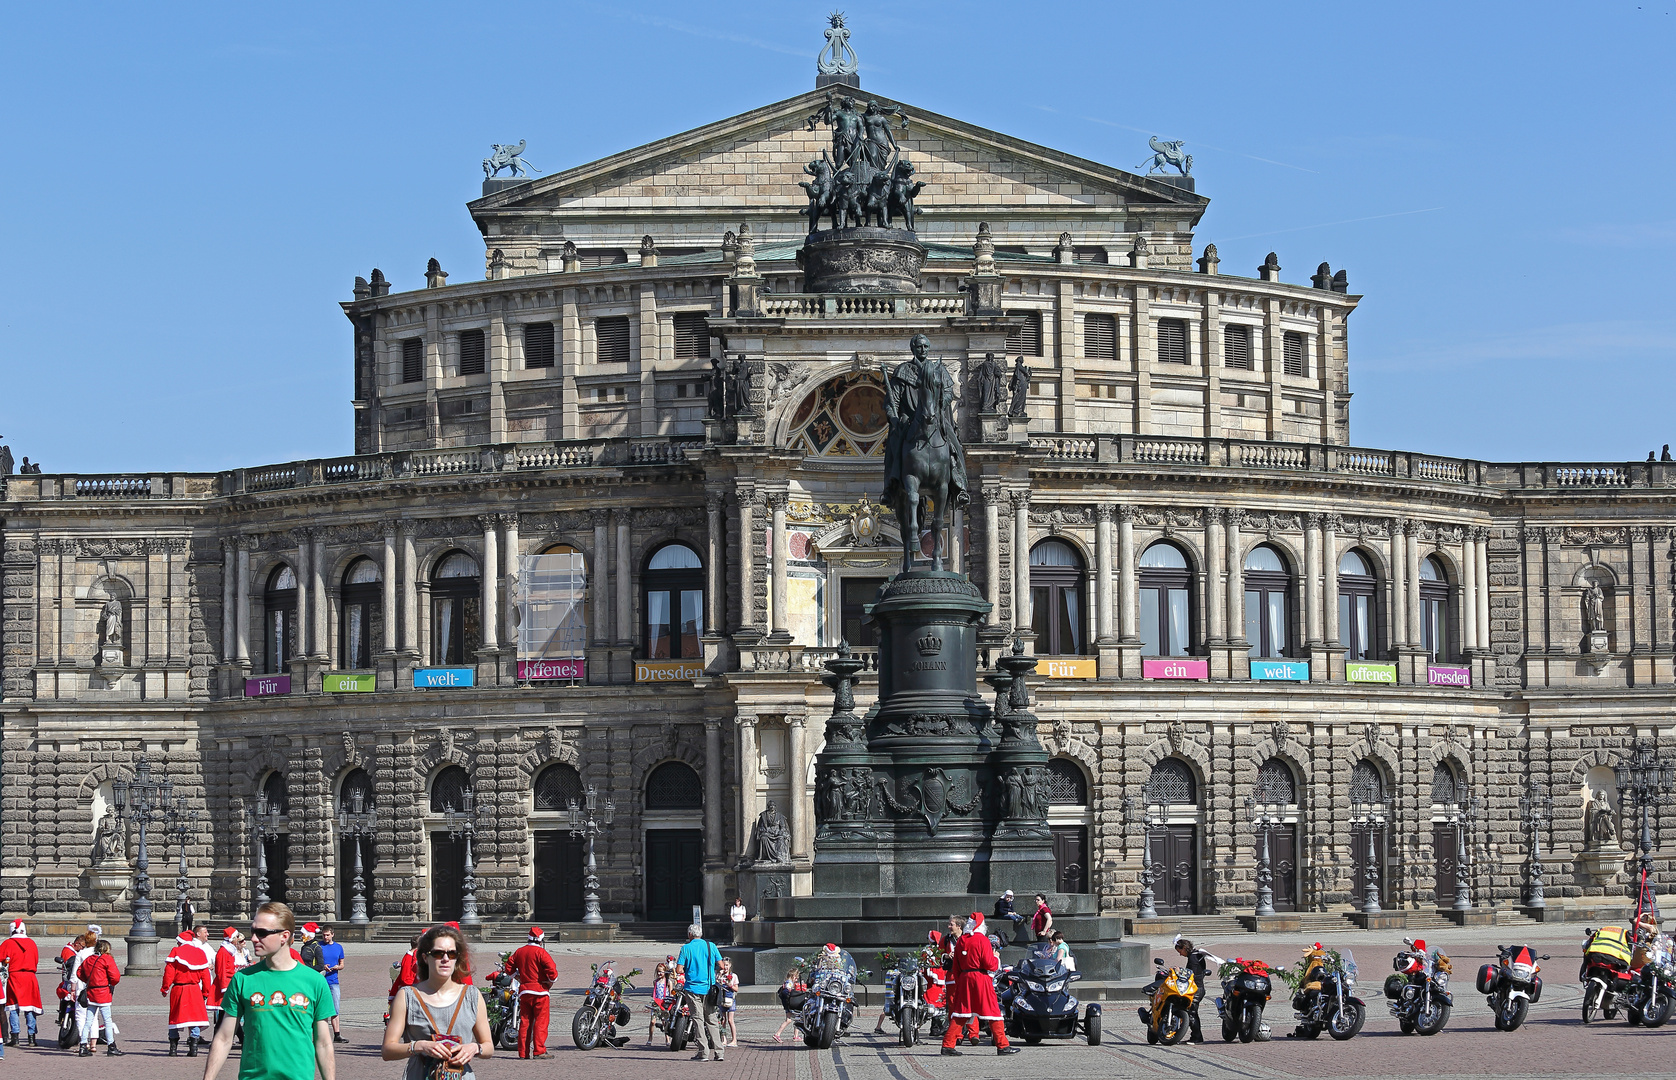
[883,334,970,574]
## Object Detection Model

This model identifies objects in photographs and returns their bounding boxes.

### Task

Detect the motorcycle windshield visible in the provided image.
[1340,949,1358,985]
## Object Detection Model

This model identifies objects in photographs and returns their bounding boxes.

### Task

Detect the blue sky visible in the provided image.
[3,1,1673,472]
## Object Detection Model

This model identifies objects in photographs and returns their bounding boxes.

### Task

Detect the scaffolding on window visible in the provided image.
[519,551,588,663]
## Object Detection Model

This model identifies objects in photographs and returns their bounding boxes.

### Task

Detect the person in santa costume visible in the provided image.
[209,927,243,1029]
[160,929,212,1056]
[505,927,559,1058]
[941,912,1017,1056]
[0,919,42,1046]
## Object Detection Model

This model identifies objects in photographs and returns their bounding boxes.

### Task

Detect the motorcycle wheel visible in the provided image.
[1582,982,1603,1025]
[1328,1002,1365,1041]
[1503,998,1529,1032]
[1240,1003,1263,1044]
[1158,1004,1188,1046]
[1416,1000,1450,1036]
[670,1016,689,1053]
[1085,1008,1101,1046]
[572,1007,602,1051]
[898,1009,915,1047]
[1646,990,1674,1028]
[819,1012,840,1050]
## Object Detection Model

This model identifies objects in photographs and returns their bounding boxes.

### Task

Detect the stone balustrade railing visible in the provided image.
[756,292,967,318]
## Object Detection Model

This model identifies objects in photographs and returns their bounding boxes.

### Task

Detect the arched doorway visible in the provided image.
[1349,759,1392,909]
[1255,758,1300,911]
[428,765,471,922]
[260,771,290,904]
[1146,758,1199,914]
[532,763,586,922]
[1046,758,1091,893]
[644,762,703,922]
[336,769,376,921]
[1430,760,1463,907]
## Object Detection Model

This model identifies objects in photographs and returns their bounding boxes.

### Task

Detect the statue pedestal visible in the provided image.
[1588,629,1610,654]
[99,647,124,667]
[800,227,925,293]
[83,863,133,905]
[1577,848,1628,884]
[737,863,795,912]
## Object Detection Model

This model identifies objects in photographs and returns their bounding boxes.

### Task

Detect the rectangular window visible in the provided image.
[524,322,555,369]
[841,577,887,647]
[401,338,423,383]
[595,316,630,365]
[1084,313,1117,361]
[1156,318,1188,364]
[1223,324,1252,370]
[518,550,588,659]
[672,312,710,359]
[1283,330,1306,377]
[577,248,628,268]
[1006,311,1043,356]
[458,329,485,376]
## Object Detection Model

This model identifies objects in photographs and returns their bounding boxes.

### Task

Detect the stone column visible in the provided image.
[1462,532,1478,651]
[737,490,757,635]
[1407,527,1423,646]
[705,493,724,635]
[501,513,520,647]
[479,516,499,650]
[704,719,724,864]
[1475,530,1491,652]
[294,530,311,657]
[615,515,632,645]
[235,538,252,663]
[591,511,611,645]
[1095,505,1116,643]
[984,485,1002,618]
[1226,511,1245,646]
[1323,517,1340,645]
[381,523,398,653]
[310,531,327,659]
[401,521,419,655]
[787,715,807,861]
[768,492,790,641]
[221,539,236,662]
[1012,490,1031,633]
[1118,505,1137,641]
[737,715,759,858]
[1389,518,1408,648]
[1205,509,1225,644]
[1304,514,1322,646]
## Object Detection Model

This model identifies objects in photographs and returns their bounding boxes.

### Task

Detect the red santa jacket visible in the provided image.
[0,935,43,1012]
[211,943,241,1007]
[79,953,121,1005]
[506,942,558,996]
[161,938,213,1028]
[949,928,1002,1021]
[389,949,418,1002]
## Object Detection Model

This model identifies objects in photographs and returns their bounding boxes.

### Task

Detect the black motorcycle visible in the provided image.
[1384,939,1452,1036]
[1477,944,1547,1031]
[998,943,1101,1045]
[1214,958,1273,1043]
[1291,946,1366,1041]
[794,951,861,1049]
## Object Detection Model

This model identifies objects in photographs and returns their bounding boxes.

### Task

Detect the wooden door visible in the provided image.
[1051,826,1089,893]
[430,834,466,922]
[646,829,704,922]
[264,835,290,904]
[1149,825,1198,915]
[533,830,586,922]
[1265,825,1298,912]
[1432,824,1459,907]
[1349,827,1390,908]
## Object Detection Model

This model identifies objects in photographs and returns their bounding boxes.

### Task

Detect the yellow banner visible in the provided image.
[634,659,706,683]
[1035,657,1096,678]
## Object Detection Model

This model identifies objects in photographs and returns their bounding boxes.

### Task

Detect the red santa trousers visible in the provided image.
[517,992,550,1057]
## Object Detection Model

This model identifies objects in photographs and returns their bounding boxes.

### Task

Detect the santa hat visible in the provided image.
[301,922,319,937]
[528,927,545,942]
[87,924,103,937]
[1412,939,1426,953]
[8,920,23,937]
[223,926,239,940]
[177,931,195,944]
[964,912,984,935]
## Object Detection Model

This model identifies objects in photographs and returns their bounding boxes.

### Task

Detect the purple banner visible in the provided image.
[245,675,291,698]
[1427,664,1471,688]
[1144,658,1208,680]
[518,658,586,682]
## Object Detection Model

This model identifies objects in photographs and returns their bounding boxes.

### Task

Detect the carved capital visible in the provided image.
[1117,504,1136,523]
[1094,504,1116,524]
[237,535,260,553]
[1204,507,1224,528]
[289,527,314,546]
[1225,508,1247,529]
[1010,489,1032,511]
[706,491,726,515]
[765,492,789,513]
[1325,514,1345,534]
[497,512,519,530]
[587,509,610,529]
[398,519,420,539]
[1390,516,1408,535]
[1305,513,1324,531]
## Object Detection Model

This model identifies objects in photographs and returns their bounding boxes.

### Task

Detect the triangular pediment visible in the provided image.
[471,89,1205,239]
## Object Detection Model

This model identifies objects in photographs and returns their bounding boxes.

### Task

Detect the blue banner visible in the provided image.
[1249,660,1310,682]
[414,667,475,689]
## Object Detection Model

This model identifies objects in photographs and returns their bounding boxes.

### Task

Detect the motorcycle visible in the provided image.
[1290,945,1365,1041]
[1384,938,1453,1036]
[886,954,937,1047]
[999,941,1101,1045]
[1138,956,1197,1045]
[1214,957,1273,1044]
[1477,944,1547,1032]
[486,970,520,1051]
[793,949,862,1050]
[572,961,639,1050]
[1581,925,1674,1026]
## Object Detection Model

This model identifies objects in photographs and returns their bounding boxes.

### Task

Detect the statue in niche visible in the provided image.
[972,352,1005,414]
[1004,770,1025,819]
[1585,578,1606,634]
[744,800,791,865]
[100,600,124,649]
[707,356,727,419]
[730,359,755,416]
[1588,795,1618,849]
[1007,355,1031,418]
[92,810,122,864]
[818,771,844,823]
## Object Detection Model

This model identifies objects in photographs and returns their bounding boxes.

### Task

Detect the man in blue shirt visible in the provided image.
[674,923,723,1062]
[317,926,347,1044]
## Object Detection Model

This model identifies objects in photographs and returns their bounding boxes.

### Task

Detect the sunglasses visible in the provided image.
[427,948,459,960]
[249,926,287,940]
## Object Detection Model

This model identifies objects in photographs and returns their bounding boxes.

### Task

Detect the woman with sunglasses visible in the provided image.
[383,926,493,1077]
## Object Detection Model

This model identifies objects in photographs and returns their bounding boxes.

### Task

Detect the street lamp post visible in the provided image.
[1247,796,1279,917]
[338,789,379,925]
[246,793,285,909]
[1614,742,1676,914]
[568,784,617,925]
[1123,796,1159,920]
[1519,780,1553,910]
[162,797,201,931]
[1350,799,1386,915]
[444,785,490,929]
[111,756,177,974]
[1449,792,1481,912]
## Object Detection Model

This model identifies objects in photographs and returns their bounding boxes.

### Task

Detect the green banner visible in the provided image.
[322,672,377,693]
[1345,662,1397,684]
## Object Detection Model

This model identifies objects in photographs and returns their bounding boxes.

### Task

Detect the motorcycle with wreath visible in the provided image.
[1289,945,1366,1041]
[1137,957,1197,1045]
[572,961,639,1050]
[1581,924,1674,1026]
[1476,944,1547,1031]
[485,969,520,1051]
[1214,958,1273,1043]
[792,950,864,1049]
[885,950,950,1047]
[1384,938,1453,1036]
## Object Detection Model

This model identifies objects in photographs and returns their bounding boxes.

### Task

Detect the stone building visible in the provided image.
[2,37,1668,934]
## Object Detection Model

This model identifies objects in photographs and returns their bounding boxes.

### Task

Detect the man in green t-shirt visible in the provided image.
[203,901,337,1080]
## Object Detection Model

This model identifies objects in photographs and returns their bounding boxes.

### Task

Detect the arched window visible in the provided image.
[1350,759,1386,806]
[1337,549,1379,661]
[339,768,373,813]
[430,765,471,814]
[432,552,481,666]
[340,558,383,670]
[1431,761,1459,806]
[533,763,584,811]
[1047,759,1089,805]
[1030,540,1087,655]
[261,770,289,815]
[523,545,587,660]
[1146,758,1197,806]
[1243,545,1292,659]
[1139,542,1193,657]
[645,761,703,810]
[644,543,703,660]
[1256,758,1297,805]
[263,565,299,675]
[1419,556,1450,659]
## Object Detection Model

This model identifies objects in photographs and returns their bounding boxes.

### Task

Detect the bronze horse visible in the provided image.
[882,334,970,574]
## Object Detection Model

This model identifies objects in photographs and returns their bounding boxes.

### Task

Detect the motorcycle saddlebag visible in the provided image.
[1476,964,1497,995]
[1529,974,1542,1004]
[784,991,810,1012]
[614,1003,632,1026]
[1384,974,1407,1000]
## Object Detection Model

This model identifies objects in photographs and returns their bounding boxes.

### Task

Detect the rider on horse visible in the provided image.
[883,334,970,572]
